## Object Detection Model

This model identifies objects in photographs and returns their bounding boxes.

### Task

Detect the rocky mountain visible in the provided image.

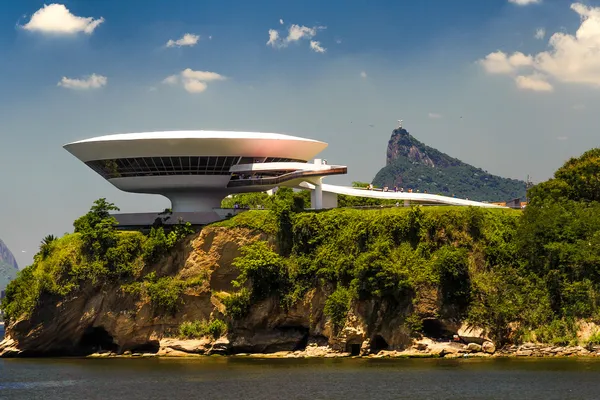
[0,239,18,292]
[372,128,526,201]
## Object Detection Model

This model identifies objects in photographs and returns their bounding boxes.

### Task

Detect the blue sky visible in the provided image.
[1,0,599,268]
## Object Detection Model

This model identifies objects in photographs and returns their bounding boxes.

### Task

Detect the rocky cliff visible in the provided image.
[1,205,514,358]
[372,128,526,201]
[0,238,18,292]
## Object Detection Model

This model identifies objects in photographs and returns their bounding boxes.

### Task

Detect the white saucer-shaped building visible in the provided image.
[64,131,347,212]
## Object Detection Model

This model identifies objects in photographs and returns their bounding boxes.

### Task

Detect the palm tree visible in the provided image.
[39,234,57,258]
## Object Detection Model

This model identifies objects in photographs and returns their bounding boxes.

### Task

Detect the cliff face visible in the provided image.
[0,238,18,292]
[373,128,526,201]
[0,217,473,357]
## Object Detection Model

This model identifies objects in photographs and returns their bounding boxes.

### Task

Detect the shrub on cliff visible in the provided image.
[324,286,352,331]
[179,319,227,339]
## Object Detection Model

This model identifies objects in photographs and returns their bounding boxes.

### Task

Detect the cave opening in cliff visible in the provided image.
[371,335,389,353]
[421,319,452,339]
[293,332,309,351]
[347,343,361,356]
[78,326,118,354]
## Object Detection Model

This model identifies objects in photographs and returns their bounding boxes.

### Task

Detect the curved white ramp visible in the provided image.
[298,183,505,208]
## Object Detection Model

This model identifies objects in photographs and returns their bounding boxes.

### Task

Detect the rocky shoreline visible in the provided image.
[6,337,598,360]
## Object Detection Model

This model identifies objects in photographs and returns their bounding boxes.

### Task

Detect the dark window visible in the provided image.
[86,156,307,179]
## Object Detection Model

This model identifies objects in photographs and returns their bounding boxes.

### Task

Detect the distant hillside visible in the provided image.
[372,128,526,201]
[0,239,18,292]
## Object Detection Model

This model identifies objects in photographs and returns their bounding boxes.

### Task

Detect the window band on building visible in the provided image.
[86,156,305,179]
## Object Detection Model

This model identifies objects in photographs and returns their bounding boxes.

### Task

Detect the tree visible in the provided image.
[528,148,600,204]
[73,198,120,259]
[39,234,57,259]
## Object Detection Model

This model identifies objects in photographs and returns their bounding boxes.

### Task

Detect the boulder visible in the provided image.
[482,341,496,354]
[466,343,482,352]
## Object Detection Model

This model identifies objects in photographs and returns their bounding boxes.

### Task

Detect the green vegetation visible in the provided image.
[2,147,598,348]
[179,319,227,339]
[324,287,352,332]
[219,147,600,345]
[372,128,526,201]
[220,184,400,212]
[1,198,195,322]
[122,272,205,313]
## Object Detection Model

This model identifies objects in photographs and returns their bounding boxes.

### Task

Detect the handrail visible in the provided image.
[227,167,347,188]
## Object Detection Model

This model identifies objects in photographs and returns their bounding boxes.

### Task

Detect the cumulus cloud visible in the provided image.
[478,51,533,74]
[478,3,600,91]
[166,33,200,48]
[515,74,554,91]
[22,3,104,35]
[267,21,326,52]
[535,28,546,39]
[508,0,541,5]
[428,112,442,119]
[360,71,367,78]
[57,74,107,90]
[279,19,284,25]
[310,40,326,53]
[162,68,226,93]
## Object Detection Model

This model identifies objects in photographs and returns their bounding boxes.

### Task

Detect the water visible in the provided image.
[2,356,600,400]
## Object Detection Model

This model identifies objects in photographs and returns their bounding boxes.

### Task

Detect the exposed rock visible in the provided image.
[467,343,482,352]
[229,329,305,354]
[0,238,18,292]
[482,341,496,354]
[159,338,212,355]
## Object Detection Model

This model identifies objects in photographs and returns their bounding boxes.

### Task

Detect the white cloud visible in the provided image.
[279,19,284,25]
[478,51,533,74]
[22,3,104,35]
[360,71,367,78]
[267,22,326,50]
[57,74,107,90]
[480,3,600,91]
[428,112,442,119]
[515,74,554,91]
[508,0,541,5]
[183,80,208,93]
[162,69,226,93]
[287,24,318,42]
[162,74,179,85]
[166,33,200,48]
[267,29,280,47]
[181,69,226,82]
[310,40,326,53]
[535,28,546,39]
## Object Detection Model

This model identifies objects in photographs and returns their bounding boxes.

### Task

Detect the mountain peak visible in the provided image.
[374,128,526,201]
[0,238,19,292]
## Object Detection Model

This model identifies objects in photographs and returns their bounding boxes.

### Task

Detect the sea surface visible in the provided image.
[2,327,600,399]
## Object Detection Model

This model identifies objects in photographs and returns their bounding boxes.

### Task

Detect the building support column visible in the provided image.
[404,199,410,207]
[314,182,323,210]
